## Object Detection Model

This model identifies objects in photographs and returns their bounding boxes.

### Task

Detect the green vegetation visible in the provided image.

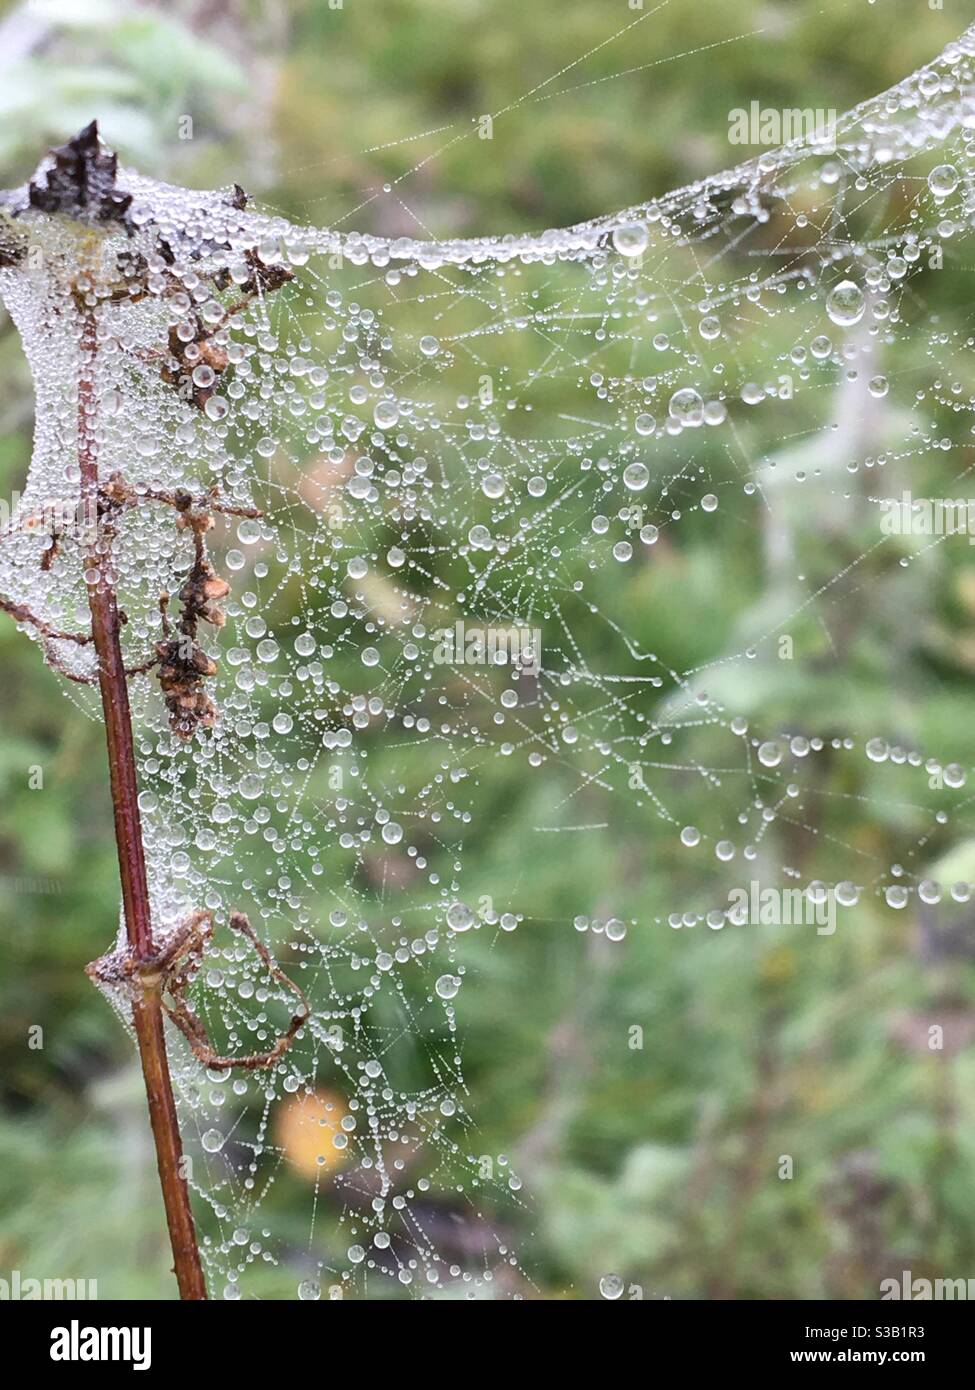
[1,0,973,1299]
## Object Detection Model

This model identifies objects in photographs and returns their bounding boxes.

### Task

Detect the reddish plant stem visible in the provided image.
[78,308,208,1300]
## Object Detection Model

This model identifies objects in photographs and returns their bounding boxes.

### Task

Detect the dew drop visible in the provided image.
[612,223,648,257]
[928,162,959,197]
[825,279,865,327]
[623,461,650,491]
[446,901,475,932]
[668,387,704,427]
[757,741,783,768]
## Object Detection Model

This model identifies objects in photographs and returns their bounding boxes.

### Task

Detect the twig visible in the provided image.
[88,909,310,1073]
[77,307,208,1300]
[0,124,297,1299]
[101,473,263,522]
[0,592,91,645]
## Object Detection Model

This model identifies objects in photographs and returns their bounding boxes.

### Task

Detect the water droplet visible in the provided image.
[757,741,783,768]
[928,163,959,197]
[825,279,865,327]
[668,387,704,427]
[447,902,475,932]
[612,223,648,257]
[623,461,650,491]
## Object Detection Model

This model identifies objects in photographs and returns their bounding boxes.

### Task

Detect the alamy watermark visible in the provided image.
[728,102,837,151]
[0,874,62,896]
[881,1270,975,1300]
[0,490,99,546]
[727,881,838,935]
[432,620,542,675]
[880,491,975,543]
[50,1320,150,1370]
[1,1268,97,1299]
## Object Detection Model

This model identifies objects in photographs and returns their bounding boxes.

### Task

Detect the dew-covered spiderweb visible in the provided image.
[3,21,975,1299]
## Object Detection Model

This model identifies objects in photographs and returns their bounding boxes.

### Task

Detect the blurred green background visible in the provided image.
[2,0,975,1300]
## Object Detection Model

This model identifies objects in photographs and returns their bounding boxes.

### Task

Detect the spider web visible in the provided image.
[3,20,975,1299]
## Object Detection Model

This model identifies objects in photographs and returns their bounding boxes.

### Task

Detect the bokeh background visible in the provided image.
[2,0,974,1300]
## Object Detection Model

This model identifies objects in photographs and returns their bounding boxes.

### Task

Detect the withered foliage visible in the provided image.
[101,475,257,739]
[27,120,134,230]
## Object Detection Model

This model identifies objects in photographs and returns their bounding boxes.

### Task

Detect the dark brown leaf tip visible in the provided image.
[28,121,134,230]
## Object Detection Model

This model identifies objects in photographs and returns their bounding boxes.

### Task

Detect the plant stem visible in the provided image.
[78,308,208,1300]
